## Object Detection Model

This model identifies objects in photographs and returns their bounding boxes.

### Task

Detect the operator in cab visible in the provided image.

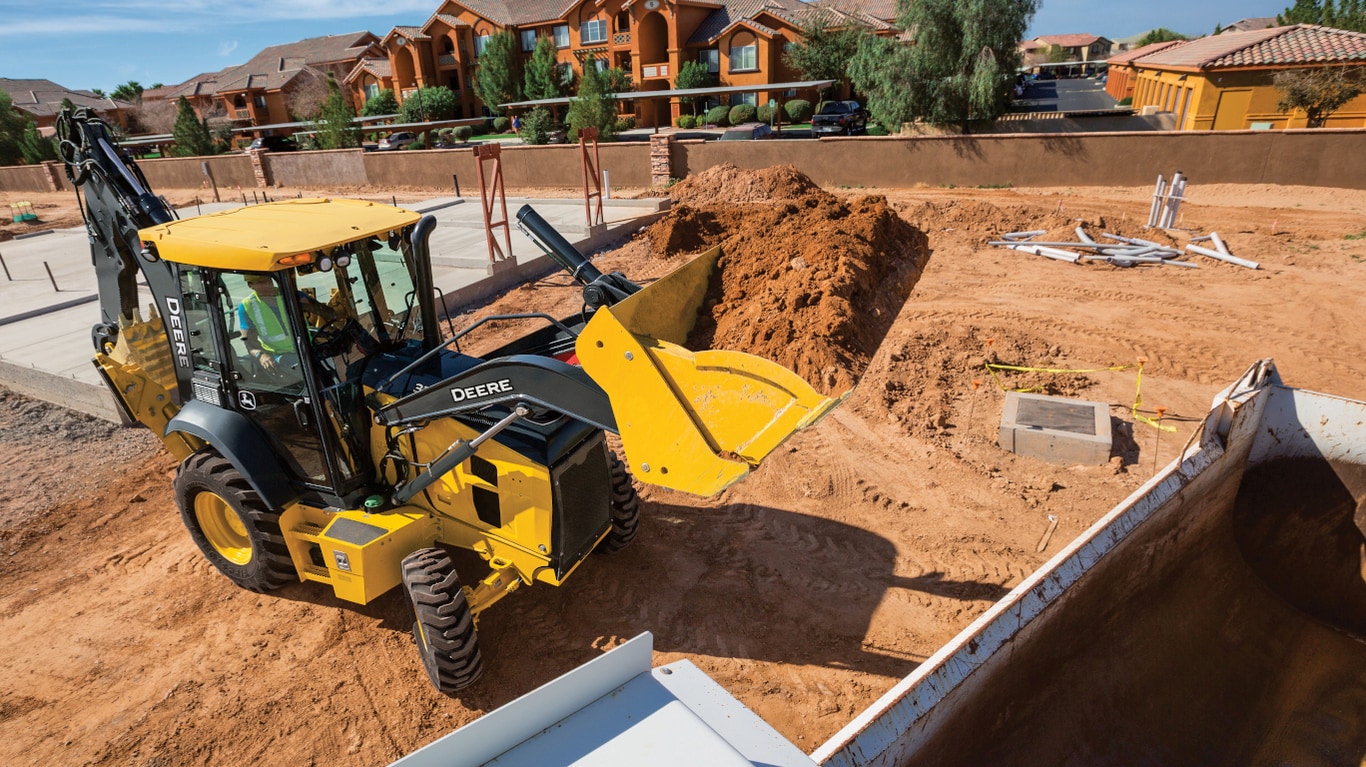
[238,272,336,376]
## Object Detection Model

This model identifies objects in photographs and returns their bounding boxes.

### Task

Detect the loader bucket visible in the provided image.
[576,245,845,496]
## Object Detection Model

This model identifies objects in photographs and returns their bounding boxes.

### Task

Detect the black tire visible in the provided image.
[402,548,484,692]
[598,452,641,553]
[174,449,295,592]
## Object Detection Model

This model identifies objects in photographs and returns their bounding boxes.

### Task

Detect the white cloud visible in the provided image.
[219,40,240,56]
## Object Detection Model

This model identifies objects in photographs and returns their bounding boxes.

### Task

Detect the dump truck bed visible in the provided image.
[816,360,1366,767]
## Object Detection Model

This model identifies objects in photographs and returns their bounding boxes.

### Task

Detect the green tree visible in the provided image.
[20,120,58,163]
[782,20,865,99]
[1279,0,1366,29]
[1137,28,1188,46]
[0,91,31,165]
[566,65,619,140]
[849,0,1040,130]
[1045,44,1067,63]
[520,106,554,144]
[674,60,713,115]
[473,31,522,116]
[523,36,563,101]
[313,75,360,149]
[170,96,215,156]
[361,88,399,117]
[1274,65,1364,126]
[91,88,106,98]
[111,81,144,103]
[399,86,457,123]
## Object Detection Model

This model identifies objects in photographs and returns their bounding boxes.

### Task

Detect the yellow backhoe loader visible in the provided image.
[57,108,842,691]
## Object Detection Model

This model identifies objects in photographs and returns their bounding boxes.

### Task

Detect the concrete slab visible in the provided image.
[0,194,668,421]
[998,391,1112,465]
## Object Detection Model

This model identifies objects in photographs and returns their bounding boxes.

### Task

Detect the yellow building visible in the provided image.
[1127,24,1366,130]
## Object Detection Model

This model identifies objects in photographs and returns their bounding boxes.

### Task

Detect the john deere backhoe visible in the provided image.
[57,108,842,691]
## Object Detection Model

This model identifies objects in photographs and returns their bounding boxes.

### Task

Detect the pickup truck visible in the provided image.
[811,100,868,136]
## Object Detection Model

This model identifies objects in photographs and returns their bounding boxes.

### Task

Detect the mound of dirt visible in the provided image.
[668,163,825,207]
[644,167,929,395]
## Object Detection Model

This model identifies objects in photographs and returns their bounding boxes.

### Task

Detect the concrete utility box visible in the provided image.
[998,391,1111,465]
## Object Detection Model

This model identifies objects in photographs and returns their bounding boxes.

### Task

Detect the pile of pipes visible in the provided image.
[992,227,1259,270]
[1148,172,1186,229]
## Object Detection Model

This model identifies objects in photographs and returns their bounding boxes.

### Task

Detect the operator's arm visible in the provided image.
[238,302,280,371]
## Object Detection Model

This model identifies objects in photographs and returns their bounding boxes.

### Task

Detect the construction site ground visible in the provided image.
[2,171,1365,766]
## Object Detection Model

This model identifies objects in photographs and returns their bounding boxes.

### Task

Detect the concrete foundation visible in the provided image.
[998,391,1112,465]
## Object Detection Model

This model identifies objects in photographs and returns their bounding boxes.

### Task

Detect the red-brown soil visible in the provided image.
[3,170,1366,766]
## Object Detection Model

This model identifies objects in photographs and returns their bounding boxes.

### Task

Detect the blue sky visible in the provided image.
[2,0,1293,94]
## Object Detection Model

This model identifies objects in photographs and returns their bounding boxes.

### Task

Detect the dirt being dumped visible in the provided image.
[645,165,929,395]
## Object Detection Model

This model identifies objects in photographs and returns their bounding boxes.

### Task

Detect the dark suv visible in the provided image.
[811,101,868,136]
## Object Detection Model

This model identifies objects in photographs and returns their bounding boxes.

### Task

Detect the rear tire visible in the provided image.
[598,452,641,553]
[402,548,484,692]
[174,449,294,592]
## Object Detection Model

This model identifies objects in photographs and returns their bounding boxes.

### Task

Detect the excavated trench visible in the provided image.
[901,455,1366,766]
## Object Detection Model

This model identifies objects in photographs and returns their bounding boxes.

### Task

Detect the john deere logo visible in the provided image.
[238,390,257,410]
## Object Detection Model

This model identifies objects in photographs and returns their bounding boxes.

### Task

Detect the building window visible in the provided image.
[521,30,537,52]
[582,19,608,45]
[616,11,630,32]
[475,34,491,55]
[733,92,756,106]
[553,24,570,48]
[729,40,757,72]
[699,49,719,74]
[254,94,267,108]
[591,57,608,73]
[364,83,379,100]
[557,62,574,86]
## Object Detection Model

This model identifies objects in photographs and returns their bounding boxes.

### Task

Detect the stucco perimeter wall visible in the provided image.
[265,149,368,188]
[674,128,1366,190]
[363,143,653,190]
[0,164,62,194]
[137,154,259,192]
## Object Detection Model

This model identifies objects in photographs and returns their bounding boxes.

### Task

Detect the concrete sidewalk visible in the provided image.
[0,194,668,421]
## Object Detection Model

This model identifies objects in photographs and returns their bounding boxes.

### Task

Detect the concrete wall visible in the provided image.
[137,154,259,192]
[13,128,1364,195]
[674,128,1366,189]
[0,165,60,194]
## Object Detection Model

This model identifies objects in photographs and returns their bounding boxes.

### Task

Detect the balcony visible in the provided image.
[640,63,670,79]
[233,109,250,119]
[438,54,458,67]
[613,32,631,45]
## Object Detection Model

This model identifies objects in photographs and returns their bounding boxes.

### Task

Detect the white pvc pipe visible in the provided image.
[1186,243,1259,269]
[1210,231,1229,255]
[1148,175,1166,227]
[1013,245,1080,263]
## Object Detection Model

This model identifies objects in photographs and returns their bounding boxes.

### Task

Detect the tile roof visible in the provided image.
[1222,17,1277,33]
[1137,24,1366,69]
[688,0,803,44]
[209,32,381,93]
[426,13,471,29]
[0,78,135,117]
[807,0,898,24]
[344,57,394,85]
[1105,39,1186,65]
[1034,33,1110,48]
[440,0,579,26]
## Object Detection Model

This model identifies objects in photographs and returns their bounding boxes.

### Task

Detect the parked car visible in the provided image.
[244,135,297,153]
[811,101,868,136]
[378,131,417,151]
[718,122,774,141]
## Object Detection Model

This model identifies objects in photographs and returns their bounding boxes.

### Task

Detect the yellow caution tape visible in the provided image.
[983,360,1176,432]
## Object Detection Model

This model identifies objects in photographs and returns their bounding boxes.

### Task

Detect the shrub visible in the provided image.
[409,136,426,150]
[866,123,889,136]
[678,114,697,129]
[615,116,636,132]
[454,125,474,142]
[704,105,730,127]
[675,115,689,127]
[520,106,554,144]
[492,116,511,133]
[438,128,454,142]
[729,103,757,125]
[1119,96,1133,106]
[784,99,813,123]
[756,104,773,123]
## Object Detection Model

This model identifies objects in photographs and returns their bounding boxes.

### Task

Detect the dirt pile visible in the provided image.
[644,166,930,395]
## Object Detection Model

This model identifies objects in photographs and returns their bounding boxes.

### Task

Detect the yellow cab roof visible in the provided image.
[139,198,422,271]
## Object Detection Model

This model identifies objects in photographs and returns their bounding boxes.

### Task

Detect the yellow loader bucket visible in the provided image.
[576,246,845,496]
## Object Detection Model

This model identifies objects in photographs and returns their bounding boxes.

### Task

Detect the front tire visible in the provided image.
[598,452,641,553]
[174,449,295,592]
[402,548,484,692]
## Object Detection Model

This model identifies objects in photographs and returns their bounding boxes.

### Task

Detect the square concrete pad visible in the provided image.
[999,391,1112,465]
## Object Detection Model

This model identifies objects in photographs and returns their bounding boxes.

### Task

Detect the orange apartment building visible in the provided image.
[347,0,899,126]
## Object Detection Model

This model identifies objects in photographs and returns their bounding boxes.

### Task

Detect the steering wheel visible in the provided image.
[310,316,362,357]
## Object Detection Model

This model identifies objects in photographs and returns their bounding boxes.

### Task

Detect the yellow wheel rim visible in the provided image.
[194,492,253,565]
